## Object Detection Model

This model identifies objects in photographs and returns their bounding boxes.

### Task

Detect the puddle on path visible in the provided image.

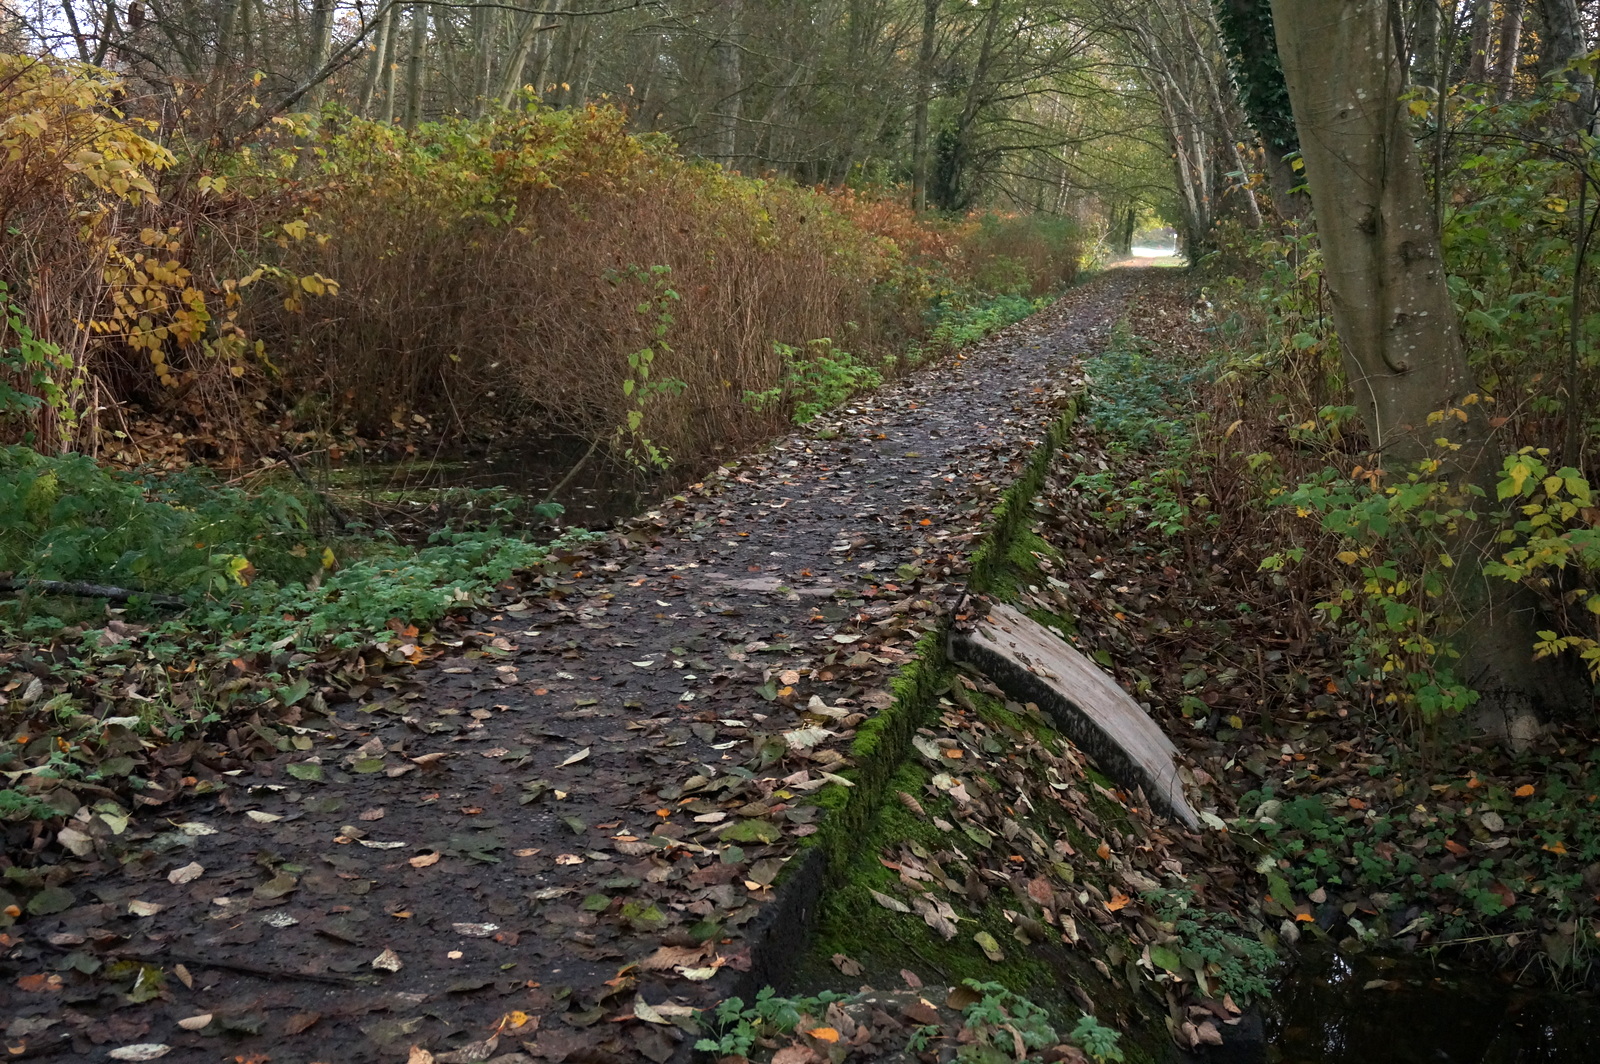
[1267,945,1600,1062]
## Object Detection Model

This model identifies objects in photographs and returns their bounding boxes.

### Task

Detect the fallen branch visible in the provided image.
[0,577,184,608]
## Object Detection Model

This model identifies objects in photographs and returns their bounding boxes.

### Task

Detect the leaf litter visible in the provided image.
[0,274,1186,1062]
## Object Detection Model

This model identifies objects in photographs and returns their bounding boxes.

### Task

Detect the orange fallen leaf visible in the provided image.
[806,1027,840,1043]
[1294,913,1315,923]
[1544,840,1568,855]
[1516,784,1535,797]
[1444,839,1468,856]
[1347,797,1367,810]
[15,973,62,993]
[1105,890,1130,912]
[943,749,963,759]
[1095,841,1111,861]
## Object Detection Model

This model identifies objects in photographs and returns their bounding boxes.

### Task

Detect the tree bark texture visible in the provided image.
[403,2,428,130]
[1537,0,1592,129]
[1271,0,1475,460]
[1272,0,1590,724]
[1492,0,1526,100]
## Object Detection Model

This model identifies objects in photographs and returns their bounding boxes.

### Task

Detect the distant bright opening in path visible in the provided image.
[1131,244,1177,257]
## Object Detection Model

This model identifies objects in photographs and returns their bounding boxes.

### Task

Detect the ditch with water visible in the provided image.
[1265,945,1600,1063]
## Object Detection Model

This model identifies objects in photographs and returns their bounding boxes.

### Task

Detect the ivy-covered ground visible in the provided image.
[1039,273,1600,984]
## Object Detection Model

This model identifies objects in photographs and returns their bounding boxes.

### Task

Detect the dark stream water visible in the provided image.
[1266,947,1600,1063]
[318,438,648,535]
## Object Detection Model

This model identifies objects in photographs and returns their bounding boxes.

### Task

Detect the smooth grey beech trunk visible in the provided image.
[1270,0,1589,726]
[1271,0,1477,462]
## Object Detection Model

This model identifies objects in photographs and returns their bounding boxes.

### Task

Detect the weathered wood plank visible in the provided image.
[954,602,1198,829]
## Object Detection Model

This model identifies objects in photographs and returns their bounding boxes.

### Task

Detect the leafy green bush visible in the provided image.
[0,445,589,647]
[1071,329,1213,540]
[0,444,317,600]
[745,339,884,424]
[922,293,1046,355]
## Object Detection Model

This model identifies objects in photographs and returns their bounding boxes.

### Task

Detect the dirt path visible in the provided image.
[3,273,1138,1064]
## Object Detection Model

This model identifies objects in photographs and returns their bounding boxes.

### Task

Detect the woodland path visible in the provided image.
[3,272,1140,1064]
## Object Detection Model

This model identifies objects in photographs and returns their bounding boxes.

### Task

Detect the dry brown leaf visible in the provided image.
[638,944,710,970]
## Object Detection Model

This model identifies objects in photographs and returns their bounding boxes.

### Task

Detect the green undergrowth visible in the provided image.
[0,444,596,832]
[1070,326,1213,542]
[0,444,584,647]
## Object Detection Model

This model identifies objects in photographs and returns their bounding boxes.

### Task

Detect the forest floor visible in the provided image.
[1,271,1149,1063]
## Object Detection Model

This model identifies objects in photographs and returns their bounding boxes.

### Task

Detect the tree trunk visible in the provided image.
[1410,0,1440,87]
[403,2,428,130]
[1271,0,1589,724]
[1273,0,1472,457]
[499,3,558,106]
[910,0,937,212]
[472,5,498,116]
[360,1,395,117]
[1491,0,1526,101]
[381,21,399,123]
[1182,5,1262,228]
[1211,0,1305,218]
[304,0,336,107]
[1538,0,1592,129]
[711,0,745,166]
[1464,0,1492,85]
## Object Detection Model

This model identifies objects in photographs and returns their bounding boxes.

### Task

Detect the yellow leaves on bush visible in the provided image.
[0,55,172,208]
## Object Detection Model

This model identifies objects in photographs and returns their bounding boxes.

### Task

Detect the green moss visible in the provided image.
[782,388,1177,1059]
[968,399,1078,597]
[805,631,953,881]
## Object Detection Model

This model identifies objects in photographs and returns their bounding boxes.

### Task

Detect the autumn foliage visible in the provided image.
[1,56,1081,470]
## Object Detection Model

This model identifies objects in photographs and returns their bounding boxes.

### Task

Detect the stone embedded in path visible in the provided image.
[954,602,1199,829]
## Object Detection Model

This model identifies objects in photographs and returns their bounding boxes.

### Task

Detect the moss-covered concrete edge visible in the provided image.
[716,396,1085,1006]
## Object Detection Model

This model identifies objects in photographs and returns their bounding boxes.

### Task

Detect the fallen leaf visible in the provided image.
[372,949,403,972]
[409,852,441,869]
[15,973,63,993]
[127,900,163,917]
[1105,889,1130,912]
[177,1015,212,1031]
[1516,784,1536,797]
[831,953,862,977]
[973,931,1004,962]
[806,1026,840,1043]
[869,889,910,913]
[773,1046,820,1064]
[108,1047,170,1062]
[559,747,591,767]
[167,862,205,885]
[640,945,709,970]
[633,998,670,1024]
[407,1048,435,1064]
[437,1036,498,1063]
